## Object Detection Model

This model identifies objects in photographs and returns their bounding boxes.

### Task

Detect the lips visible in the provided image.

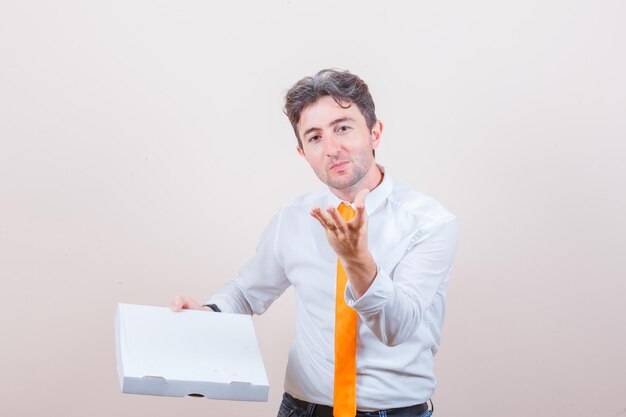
[330,161,349,171]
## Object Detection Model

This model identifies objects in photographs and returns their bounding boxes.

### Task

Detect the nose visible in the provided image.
[324,134,341,156]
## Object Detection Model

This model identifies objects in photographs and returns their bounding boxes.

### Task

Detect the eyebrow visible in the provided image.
[302,117,355,138]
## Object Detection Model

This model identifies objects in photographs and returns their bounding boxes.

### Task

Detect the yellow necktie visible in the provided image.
[334,203,357,417]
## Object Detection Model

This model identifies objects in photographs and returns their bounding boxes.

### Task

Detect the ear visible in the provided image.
[371,120,383,150]
[296,146,305,158]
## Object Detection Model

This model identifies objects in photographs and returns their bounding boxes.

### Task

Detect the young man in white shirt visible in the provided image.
[173,69,457,417]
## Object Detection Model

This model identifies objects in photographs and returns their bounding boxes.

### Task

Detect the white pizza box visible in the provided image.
[114,303,269,401]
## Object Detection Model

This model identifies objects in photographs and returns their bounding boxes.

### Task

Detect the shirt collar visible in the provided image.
[324,164,393,216]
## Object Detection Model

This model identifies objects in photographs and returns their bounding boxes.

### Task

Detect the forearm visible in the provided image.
[205,280,254,315]
[206,209,290,315]
[346,219,458,346]
[347,271,425,346]
[342,250,378,299]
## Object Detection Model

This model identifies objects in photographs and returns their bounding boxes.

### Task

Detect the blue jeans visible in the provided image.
[277,393,433,417]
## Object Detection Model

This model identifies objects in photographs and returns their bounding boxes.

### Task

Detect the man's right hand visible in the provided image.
[170,295,214,312]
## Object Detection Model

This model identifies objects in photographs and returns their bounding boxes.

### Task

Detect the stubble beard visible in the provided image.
[320,154,371,191]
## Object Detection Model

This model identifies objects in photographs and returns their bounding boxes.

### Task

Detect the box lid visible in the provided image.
[115,303,269,401]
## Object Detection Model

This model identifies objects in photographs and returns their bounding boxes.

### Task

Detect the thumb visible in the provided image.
[354,188,369,211]
[171,295,182,311]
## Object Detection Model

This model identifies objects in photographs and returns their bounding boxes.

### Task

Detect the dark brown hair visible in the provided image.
[284,69,377,148]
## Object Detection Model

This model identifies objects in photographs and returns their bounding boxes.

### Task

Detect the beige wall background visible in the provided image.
[1,1,625,416]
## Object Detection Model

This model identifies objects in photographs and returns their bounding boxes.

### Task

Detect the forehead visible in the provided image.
[298,96,366,134]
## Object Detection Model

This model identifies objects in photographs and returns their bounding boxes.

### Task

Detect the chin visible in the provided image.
[327,177,359,190]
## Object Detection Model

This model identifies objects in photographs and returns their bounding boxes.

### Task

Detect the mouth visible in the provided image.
[330,161,349,171]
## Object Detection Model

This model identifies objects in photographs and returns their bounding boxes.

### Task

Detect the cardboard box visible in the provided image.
[115,303,269,401]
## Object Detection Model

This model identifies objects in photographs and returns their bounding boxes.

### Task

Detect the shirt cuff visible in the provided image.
[203,295,241,314]
[344,267,394,314]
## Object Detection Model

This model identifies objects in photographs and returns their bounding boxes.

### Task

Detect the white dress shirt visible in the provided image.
[207,167,458,410]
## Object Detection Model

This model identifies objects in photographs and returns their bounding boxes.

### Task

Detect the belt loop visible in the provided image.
[305,402,315,417]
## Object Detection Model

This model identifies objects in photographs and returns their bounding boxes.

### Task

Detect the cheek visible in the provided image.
[312,157,326,170]
[305,146,324,159]
[303,153,324,169]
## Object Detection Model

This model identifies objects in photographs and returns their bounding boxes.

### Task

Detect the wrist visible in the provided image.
[201,303,221,312]
[341,250,376,270]
[341,251,378,298]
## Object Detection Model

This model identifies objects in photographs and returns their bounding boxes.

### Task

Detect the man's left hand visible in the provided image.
[310,188,377,297]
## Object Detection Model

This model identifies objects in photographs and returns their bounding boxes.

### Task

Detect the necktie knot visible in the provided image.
[338,203,355,221]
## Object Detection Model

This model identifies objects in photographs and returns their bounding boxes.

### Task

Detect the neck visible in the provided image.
[330,163,384,203]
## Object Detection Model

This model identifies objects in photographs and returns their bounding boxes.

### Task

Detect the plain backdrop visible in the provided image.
[1,1,625,416]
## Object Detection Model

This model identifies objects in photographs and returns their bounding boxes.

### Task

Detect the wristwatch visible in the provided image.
[202,303,221,312]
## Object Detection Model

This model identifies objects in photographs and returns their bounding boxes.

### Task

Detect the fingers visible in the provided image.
[353,189,368,220]
[171,295,183,311]
[310,206,351,236]
[170,295,201,312]
[354,189,369,213]
[310,189,370,233]
[310,206,339,231]
[326,206,346,229]
[311,200,368,231]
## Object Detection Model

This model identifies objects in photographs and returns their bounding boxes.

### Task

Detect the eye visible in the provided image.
[308,135,321,143]
[337,125,351,133]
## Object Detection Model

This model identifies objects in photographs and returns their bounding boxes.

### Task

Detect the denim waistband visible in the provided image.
[282,392,430,417]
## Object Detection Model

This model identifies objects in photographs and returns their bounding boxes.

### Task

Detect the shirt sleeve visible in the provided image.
[205,209,291,315]
[345,216,458,346]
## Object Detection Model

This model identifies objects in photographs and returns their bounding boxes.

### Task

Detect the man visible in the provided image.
[172,69,457,417]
